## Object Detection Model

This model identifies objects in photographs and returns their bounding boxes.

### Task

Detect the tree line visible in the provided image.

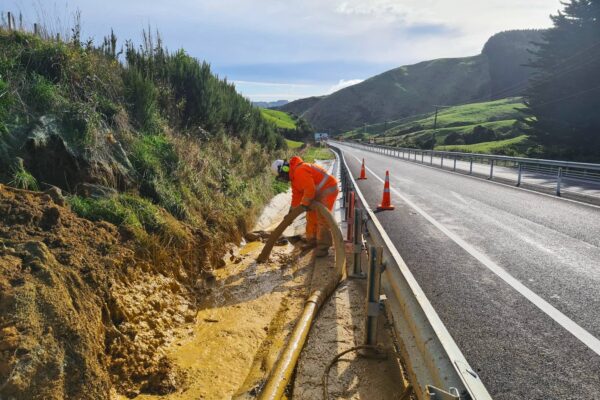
[525,0,600,161]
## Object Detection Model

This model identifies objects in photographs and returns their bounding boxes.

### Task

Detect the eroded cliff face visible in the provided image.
[0,184,198,399]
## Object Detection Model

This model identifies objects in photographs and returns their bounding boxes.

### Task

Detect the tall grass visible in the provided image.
[0,22,287,264]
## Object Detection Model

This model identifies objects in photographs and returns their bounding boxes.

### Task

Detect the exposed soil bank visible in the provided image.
[0,184,198,400]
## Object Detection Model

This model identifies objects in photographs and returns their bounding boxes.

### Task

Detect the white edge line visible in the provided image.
[346,150,600,357]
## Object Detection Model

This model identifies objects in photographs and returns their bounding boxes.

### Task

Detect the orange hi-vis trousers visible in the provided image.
[305,189,339,247]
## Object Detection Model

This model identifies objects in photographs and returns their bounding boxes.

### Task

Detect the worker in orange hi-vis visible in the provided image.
[271,156,339,257]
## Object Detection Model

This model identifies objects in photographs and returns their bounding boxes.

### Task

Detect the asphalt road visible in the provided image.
[359,144,600,200]
[335,142,600,400]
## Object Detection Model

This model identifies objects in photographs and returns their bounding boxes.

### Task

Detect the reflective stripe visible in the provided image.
[305,164,335,193]
[384,189,390,193]
[317,186,338,199]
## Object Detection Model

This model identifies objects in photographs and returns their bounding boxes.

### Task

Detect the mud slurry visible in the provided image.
[128,240,313,400]
[125,191,313,400]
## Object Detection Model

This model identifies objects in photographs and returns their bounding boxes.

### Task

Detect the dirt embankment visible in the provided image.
[0,184,199,399]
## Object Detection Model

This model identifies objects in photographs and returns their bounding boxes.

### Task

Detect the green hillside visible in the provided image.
[285,139,303,149]
[261,108,297,129]
[436,135,531,155]
[277,95,324,115]
[346,97,530,154]
[286,30,543,133]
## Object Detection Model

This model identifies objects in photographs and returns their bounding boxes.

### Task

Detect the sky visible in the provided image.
[3,0,562,101]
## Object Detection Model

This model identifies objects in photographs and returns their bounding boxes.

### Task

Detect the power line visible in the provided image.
[531,84,600,109]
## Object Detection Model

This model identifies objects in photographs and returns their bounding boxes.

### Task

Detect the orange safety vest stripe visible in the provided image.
[290,162,338,207]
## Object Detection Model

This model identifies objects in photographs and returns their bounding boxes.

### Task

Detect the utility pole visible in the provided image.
[432,105,450,150]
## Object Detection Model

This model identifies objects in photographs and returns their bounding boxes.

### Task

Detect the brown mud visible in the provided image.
[117,191,315,400]
[0,184,199,399]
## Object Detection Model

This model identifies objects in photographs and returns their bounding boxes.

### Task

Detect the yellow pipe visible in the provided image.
[257,202,346,400]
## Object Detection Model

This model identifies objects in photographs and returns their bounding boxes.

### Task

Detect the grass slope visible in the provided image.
[347,97,528,152]
[436,134,530,155]
[302,146,334,163]
[261,108,297,130]
[285,139,303,149]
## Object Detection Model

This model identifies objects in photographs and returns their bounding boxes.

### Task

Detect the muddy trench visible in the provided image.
[114,190,315,400]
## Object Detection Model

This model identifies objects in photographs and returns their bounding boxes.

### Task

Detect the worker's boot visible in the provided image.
[302,237,317,249]
[315,229,332,257]
[315,246,330,257]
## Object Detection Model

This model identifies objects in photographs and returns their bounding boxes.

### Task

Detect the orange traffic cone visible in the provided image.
[357,159,367,180]
[377,170,395,211]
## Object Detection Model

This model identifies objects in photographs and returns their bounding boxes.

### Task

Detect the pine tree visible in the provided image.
[525,0,600,160]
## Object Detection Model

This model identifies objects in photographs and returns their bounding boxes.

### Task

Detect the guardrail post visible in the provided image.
[365,245,383,345]
[556,167,563,196]
[441,155,444,169]
[421,152,424,163]
[350,209,365,278]
[430,152,433,165]
[469,158,473,175]
[489,159,494,180]
[346,191,355,241]
[453,157,457,171]
[517,163,522,187]
[341,172,348,222]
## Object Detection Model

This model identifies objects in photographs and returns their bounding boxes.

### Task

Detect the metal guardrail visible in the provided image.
[330,143,493,400]
[333,140,600,198]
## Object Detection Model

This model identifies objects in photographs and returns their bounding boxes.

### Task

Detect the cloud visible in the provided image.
[6,0,562,101]
[232,80,315,88]
[329,79,364,93]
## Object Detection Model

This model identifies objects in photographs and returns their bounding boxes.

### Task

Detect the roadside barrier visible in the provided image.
[334,140,600,201]
[329,142,493,400]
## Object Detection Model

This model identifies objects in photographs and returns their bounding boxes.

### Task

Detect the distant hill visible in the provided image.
[253,99,289,108]
[277,96,324,115]
[286,30,544,133]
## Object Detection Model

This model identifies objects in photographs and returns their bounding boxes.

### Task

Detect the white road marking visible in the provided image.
[347,150,600,357]
[346,144,600,210]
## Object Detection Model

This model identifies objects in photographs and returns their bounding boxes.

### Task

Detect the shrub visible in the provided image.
[0,78,11,134]
[123,68,162,134]
[61,102,98,146]
[444,132,465,145]
[466,125,497,144]
[130,134,178,178]
[10,163,39,191]
[27,73,58,112]
[272,177,289,194]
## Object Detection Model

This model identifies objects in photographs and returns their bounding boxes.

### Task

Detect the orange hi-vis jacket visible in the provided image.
[289,156,338,207]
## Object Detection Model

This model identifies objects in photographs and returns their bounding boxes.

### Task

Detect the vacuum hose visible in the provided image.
[257,202,346,400]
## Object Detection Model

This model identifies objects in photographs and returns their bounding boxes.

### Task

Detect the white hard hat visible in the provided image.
[271,159,285,175]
